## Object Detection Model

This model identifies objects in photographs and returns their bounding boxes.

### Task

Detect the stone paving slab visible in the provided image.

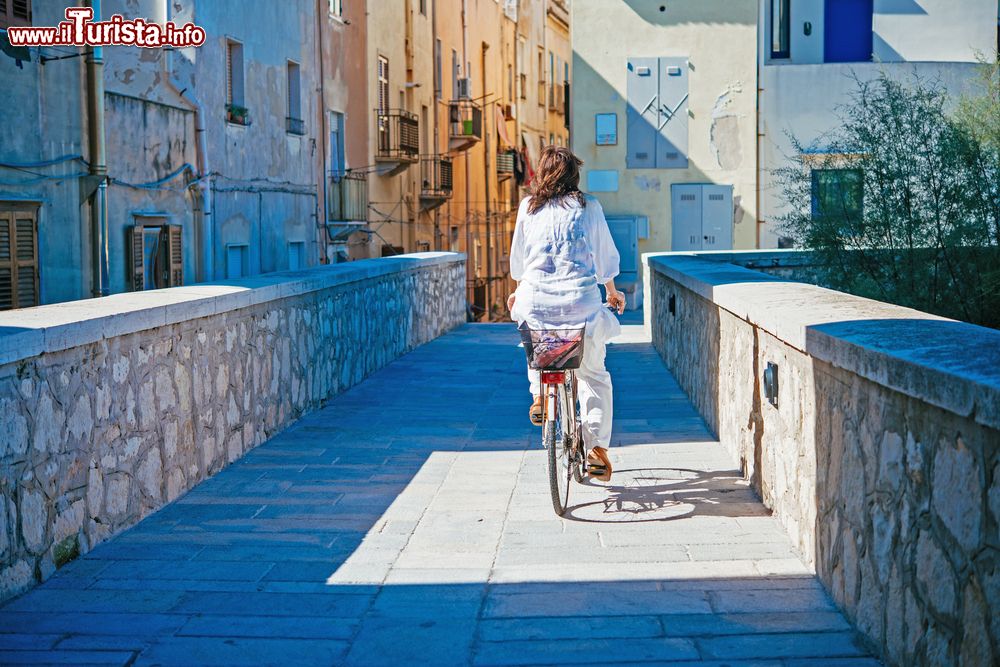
[0,322,877,665]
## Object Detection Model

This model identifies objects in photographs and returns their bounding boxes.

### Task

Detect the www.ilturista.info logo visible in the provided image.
[5,7,206,48]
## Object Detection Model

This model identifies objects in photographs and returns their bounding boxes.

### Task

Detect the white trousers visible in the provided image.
[528,337,613,450]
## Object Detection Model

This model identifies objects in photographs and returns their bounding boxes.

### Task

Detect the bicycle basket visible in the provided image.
[518,323,586,370]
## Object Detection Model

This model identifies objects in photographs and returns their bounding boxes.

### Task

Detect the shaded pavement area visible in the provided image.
[0,318,878,666]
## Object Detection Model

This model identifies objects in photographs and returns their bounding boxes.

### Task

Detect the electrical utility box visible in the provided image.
[625,56,689,169]
[670,184,734,251]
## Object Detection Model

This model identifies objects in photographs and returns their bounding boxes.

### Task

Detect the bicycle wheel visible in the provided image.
[545,385,572,516]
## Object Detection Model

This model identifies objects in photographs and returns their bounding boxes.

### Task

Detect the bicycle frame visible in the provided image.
[541,371,587,480]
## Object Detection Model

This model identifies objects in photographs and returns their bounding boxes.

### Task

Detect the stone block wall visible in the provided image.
[645,252,1000,667]
[0,253,466,602]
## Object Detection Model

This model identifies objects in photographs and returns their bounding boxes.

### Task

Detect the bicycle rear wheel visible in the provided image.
[544,385,572,516]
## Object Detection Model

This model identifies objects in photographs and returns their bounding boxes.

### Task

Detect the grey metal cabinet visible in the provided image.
[626,56,689,169]
[670,184,733,251]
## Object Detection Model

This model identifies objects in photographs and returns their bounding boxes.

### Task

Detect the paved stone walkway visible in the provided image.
[0,320,878,666]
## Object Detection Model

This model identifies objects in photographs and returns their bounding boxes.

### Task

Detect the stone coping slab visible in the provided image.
[0,252,465,368]
[645,251,1000,431]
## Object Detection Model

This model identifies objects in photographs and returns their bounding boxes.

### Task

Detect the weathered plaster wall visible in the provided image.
[645,251,1000,666]
[570,0,759,260]
[0,253,466,602]
[0,0,89,305]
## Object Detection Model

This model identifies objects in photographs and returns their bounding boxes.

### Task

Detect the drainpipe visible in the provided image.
[431,0,441,251]
[85,0,109,296]
[316,0,329,263]
[462,0,472,310]
[161,6,213,281]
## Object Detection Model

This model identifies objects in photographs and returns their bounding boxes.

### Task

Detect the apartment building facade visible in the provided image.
[361,0,569,320]
[0,0,341,308]
[0,0,566,316]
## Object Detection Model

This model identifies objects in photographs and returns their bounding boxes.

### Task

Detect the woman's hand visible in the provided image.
[607,289,626,315]
[506,292,516,311]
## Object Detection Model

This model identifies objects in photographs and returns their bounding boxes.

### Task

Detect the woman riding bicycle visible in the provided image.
[507,146,625,482]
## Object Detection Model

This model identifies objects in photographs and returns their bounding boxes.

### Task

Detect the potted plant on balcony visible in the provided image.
[226,103,251,126]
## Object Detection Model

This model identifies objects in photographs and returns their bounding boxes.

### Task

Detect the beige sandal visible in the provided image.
[587,446,612,482]
[529,396,544,426]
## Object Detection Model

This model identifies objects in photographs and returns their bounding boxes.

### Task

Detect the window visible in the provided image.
[328,0,343,17]
[226,39,245,122]
[128,219,183,291]
[452,49,459,99]
[770,0,790,59]
[435,39,442,99]
[329,111,344,177]
[811,169,863,221]
[286,61,304,134]
[226,244,249,279]
[377,55,389,114]
[419,0,426,15]
[537,48,545,106]
[421,105,429,153]
[0,0,31,29]
[288,241,305,270]
[0,204,39,310]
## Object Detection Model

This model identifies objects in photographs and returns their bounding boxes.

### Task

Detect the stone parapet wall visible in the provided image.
[0,253,466,602]
[644,251,999,667]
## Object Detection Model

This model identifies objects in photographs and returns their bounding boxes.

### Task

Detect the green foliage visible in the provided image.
[776,70,1000,328]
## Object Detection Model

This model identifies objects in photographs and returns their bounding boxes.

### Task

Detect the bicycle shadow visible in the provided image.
[564,467,766,524]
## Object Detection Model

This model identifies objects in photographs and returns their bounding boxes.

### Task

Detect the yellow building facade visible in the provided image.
[361,0,570,320]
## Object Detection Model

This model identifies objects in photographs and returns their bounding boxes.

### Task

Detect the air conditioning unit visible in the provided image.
[457,77,472,99]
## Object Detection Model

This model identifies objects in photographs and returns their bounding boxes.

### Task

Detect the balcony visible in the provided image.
[448,100,483,152]
[286,117,306,136]
[326,171,369,241]
[419,155,453,211]
[496,150,515,181]
[374,109,419,176]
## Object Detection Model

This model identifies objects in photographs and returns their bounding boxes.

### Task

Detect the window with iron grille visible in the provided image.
[128,219,183,291]
[0,204,39,310]
[0,0,32,29]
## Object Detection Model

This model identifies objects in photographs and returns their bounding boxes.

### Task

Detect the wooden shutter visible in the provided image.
[0,211,12,310]
[226,43,234,106]
[378,56,389,113]
[166,225,183,287]
[0,207,38,310]
[14,212,37,307]
[1,0,31,28]
[129,225,145,291]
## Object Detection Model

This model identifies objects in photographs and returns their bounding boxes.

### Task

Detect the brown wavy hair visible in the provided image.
[527,146,586,214]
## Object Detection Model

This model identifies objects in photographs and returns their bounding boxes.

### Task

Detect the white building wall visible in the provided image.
[757,0,996,247]
[763,0,995,66]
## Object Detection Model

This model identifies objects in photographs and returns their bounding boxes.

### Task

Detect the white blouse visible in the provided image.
[509,194,621,343]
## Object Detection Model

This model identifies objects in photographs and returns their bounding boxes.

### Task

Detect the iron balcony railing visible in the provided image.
[375,108,420,161]
[448,100,483,142]
[420,155,453,199]
[327,171,368,222]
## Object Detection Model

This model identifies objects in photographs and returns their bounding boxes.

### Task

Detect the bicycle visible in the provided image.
[518,324,590,517]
